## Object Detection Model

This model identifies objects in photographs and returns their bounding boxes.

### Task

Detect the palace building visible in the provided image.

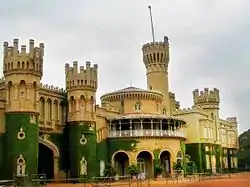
[0,36,239,180]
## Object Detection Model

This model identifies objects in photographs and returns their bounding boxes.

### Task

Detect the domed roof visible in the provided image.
[100,86,163,100]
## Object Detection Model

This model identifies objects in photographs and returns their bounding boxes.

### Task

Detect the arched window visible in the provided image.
[163,108,166,115]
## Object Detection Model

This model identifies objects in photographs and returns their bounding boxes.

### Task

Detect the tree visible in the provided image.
[237,129,250,168]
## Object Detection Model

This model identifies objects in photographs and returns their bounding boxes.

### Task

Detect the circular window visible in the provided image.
[80,135,87,145]
[17,128,26,140]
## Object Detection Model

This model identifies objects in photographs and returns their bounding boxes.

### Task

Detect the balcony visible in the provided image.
[109,129,185,138]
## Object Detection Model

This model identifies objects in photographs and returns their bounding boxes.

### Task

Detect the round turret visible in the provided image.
[142,36,171,116]
[65,61,98,122]
[193,88,220,109]
[3,39,44,113]
[142,36,169,73]
[3,39,44,77]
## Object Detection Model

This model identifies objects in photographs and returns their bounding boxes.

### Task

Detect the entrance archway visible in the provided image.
[38,137,60,179]
[38,143,54,179]
[160,151,171,177]
[113,152,129,176]
[136,151,153,178]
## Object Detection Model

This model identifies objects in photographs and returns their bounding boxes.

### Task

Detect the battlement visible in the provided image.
[142,36,170,68]
[40,83,66,93]
[3,39,44,77]
[65,61,98,91]
[226,117,237,124]
[193,88,220,108]
[173,105,208,116]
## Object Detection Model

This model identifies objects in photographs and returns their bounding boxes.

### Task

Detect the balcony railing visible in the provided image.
[109,129,185,138]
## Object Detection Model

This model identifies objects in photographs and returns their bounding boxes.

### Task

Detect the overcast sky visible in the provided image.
[0,0,249,133]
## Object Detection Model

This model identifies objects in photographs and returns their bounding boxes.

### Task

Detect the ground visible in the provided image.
[46,172,250,187]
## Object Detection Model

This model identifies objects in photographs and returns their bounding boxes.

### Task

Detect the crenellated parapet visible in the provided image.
[226,117,238,125]
[3,39,44,77]
[173,106,208,116]
[193,88,220,109]
[40,83,66,93]
[65,61,98,92]
[142,36,170,72]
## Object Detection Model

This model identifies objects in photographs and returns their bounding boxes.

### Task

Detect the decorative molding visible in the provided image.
[17,127,25,140]
[80,134,87,145]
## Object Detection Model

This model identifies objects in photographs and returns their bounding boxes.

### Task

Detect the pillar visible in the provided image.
[53,156,59,179]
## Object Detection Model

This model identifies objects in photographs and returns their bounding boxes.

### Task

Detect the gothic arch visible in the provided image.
[38,136,60,157]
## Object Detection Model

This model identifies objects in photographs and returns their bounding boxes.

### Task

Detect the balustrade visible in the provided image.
[109,129,185,138]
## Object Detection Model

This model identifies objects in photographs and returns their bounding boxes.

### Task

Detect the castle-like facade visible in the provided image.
[0,36,238,180]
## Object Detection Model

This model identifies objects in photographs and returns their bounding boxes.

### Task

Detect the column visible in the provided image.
[57,104,60,122]
[109,120,112,137]
[129,119,132,136]
[151,119,153,136]
[167,120,170,136]
[53,156,59,180]
[45,100,48,126]
[160,120,163,136]
[119,120,121,137]
[140,119,143,136]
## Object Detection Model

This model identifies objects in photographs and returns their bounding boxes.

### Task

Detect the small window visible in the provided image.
[211,113,214,120]
[163,108,166,115]
[135,102,141,111]
[156,104,159,112]
[149,85,152,90]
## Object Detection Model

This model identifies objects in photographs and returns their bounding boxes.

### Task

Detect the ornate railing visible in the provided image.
[109,129,185,138]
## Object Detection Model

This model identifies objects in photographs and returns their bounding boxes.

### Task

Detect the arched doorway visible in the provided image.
[38,136,60,179]
[113,152,129,176]
[160,151,171,177]
[38,143,54,179]
[137,151,153,178]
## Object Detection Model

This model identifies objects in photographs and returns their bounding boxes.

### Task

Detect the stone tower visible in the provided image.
[3,39,43,178]
[65,61,98,177]
[142,36,170,116]
[193,88,220,141]
[193,88,220,120]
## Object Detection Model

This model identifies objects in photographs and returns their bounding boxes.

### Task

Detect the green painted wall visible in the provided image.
[107,139,138,160]
[0,133,5,179]
[186,143,205,171]
[5,113,39,179]
[69,123,98,178]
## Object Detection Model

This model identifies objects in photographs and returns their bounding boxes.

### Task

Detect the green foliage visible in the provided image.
[107,139,138,160]
[128,163,140,176]
[5,113,39,179]
[104,164,116,177]
[185,161,197,174]
[155,165,163,175]
[238,129,250,167]
[0,133,5,180]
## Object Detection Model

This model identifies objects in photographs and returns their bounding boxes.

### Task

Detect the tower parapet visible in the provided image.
[193,88,220,109]
[142,36,169,72]
[65,61,98,92]
[226,117,237,125]
[3,39,44,77]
